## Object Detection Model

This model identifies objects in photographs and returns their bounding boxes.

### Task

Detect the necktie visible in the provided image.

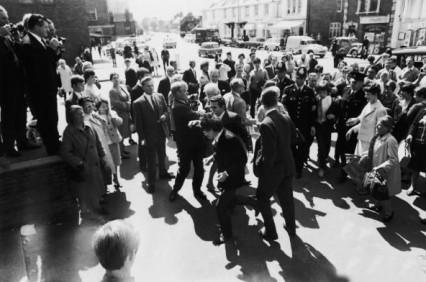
[193,69,196,78]
[150,95,160,118]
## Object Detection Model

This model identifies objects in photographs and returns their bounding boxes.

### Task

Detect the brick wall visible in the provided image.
[0,156,79,231]
[307,0,344,46]
[0,0,91,64]
[85,0,110,26]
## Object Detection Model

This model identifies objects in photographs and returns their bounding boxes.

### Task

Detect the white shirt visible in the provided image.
[58,65,73,92]
[84,84,102,103]
[213,129,224,144]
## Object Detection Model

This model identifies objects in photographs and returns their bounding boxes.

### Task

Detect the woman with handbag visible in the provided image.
[364,115,401,222]
[96,99,124,191]
[61,106,106,221]
[109,73,132,159]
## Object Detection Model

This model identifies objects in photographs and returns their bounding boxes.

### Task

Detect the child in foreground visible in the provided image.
[92,220,140,282]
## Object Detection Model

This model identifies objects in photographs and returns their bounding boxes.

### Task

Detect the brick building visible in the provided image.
[307,0,393,52]
[0,0,90,64]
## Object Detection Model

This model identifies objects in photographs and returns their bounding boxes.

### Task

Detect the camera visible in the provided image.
[188,93,200,111]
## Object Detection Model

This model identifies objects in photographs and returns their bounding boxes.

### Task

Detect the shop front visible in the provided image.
[359,16,390,54]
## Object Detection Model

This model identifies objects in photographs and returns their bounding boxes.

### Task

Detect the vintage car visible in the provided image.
[348,42,363,57]
[262,37,282,51]
[335,36,360,56]
[163,37,177,49]
[198,42,222,58]
[285,36,328,57]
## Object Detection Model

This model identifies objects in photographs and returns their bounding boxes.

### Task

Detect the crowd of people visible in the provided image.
[2,6,426,279]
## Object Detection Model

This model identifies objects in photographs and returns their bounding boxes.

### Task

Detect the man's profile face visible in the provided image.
[211,73,219,83]
[0,9,9,26]
[210,101,224,117]
[189,61,195,68]
[34,21,49,38]
[142,80,154,94]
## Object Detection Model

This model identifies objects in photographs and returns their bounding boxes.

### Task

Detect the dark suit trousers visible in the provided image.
[315,123,332,169]
[162,58,169,71]
[0,90,27,150]
[138,138,147,169]
[173,147,204,192]
[292,128,314,173]
[146,137,167,186]
[216,189,237,238]
[249,88,261,118]
[31,92,60,155]
[335,130,357,169]
[256,170,295,237]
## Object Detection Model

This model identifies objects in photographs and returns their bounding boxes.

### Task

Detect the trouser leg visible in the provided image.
[192,148,205,192]
[173,150,191,192]
[138,138,147,170]
[216,189,236,238]
[146,141,157,185]
[156,137,167,175]
[276,176,295,231]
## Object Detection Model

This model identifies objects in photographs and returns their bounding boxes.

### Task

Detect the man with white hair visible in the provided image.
[202,82,220,109]
[201,69,230,101]
[57,59,73,96]
[223,78,247,119]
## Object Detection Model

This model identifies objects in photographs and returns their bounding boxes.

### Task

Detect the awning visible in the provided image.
[270,20,303,30]
[243,23,255,30]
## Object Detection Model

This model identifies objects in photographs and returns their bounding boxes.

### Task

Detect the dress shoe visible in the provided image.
[194,191,207,200]
[17,140,40,151]
[284,225,296,237]
[159,172,175,179]
[213,234,233,246]
[147,184,156,194]
[259,231,278,241]
[366,203,382,212]
[6,148,21,158]
[406,187,417,196]
[169,190,178,202]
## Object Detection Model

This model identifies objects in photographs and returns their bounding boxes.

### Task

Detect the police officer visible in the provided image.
[282,67,316,178]
[334,71,367,182]
[272,62,294,100]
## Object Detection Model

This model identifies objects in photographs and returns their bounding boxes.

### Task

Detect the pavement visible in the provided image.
[1,33,426,282]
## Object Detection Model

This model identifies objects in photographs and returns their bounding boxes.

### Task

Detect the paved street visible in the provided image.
[1,33,426,282]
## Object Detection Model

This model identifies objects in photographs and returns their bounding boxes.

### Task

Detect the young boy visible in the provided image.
[92,220,140,282]
[65,75,85,123]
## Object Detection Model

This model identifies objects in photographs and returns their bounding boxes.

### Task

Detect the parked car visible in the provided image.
[163,37,177,49]
[348,42,363,57]
[198,42,222,58]
[263,38,282,51]
[220,37,233,46]
[184,34,195,43]
[285,36,327,57]
[335,36,360,56]
[392,46,426,69]
[239,38,265,49]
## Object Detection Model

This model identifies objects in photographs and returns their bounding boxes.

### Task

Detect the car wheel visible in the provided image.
[275,46,280,51]
[264,46,269,51]
[351,50,358,57]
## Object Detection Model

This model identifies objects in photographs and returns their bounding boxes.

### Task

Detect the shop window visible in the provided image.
[329,22,341,38]
[337,0,343,12]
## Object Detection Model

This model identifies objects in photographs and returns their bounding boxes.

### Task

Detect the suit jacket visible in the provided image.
[272,75,294,99]
[133,93,169,143]
[182,68,199,94]
[315,96,340,131]
[20,33,59,98]
[215,129,248,191]
[200,80,231,104]
[254,110,296,177]
[223,91,247,119]
[221,110,252,152]
[65,92,82,123]
[172,99,204,152]
[125,68,138,90]
[336,88,367,132]
[265,65,277,80]
[157,76,171,103]
[223,58,236,78]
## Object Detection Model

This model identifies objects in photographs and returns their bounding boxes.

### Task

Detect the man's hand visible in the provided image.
[406,135,413,146]
[217,172,228,183]
[310,126,316,137]
[346,128,353,141]
[326,114,335,120]
[346,117,359,127]
[0,25,11,37]
[204,155,214,166]
[48,37,60,51]
[159,114,167,122]
[188,120,201,128]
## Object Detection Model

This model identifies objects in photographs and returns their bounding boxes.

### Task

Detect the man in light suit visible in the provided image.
[223,78,248,120]
[255,88,297,240]
[133,76,174,193]
[182,60,199,94]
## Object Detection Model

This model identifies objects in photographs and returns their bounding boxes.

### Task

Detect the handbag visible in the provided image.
[363,170,389,201]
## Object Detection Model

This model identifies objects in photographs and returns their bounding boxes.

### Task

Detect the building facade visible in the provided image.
[0,0,90,63]
[201,0,307,40]
[391,0,426,48]
[307,0,393,51]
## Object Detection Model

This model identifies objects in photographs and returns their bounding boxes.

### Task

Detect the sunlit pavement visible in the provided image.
[1,33,426,282]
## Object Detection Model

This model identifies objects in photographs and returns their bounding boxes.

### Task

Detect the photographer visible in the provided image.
[20,14,61,155]
[0,6,36,157]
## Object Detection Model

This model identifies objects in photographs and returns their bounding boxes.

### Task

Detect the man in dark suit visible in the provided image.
[130,67,150,171]
[200,116,247,245]
[335,71,367,181]
[223,52,236,80]
[169,81,207,202]
[65,75,85,123]
[282,67,316,178]
[182,60,199,95]
[161,47,170,72]
[124,58,138,92]
[0,6,36,157]
[20,14,61,155]
[272,62,294,99]
[157,66,175,103]
[255,88,297,240]
[265,55,278,79]
[133,76,174,193]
